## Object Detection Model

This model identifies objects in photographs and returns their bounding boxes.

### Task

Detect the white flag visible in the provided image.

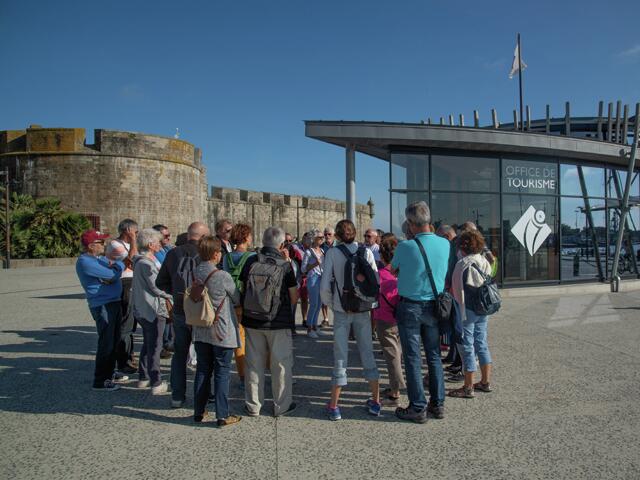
[509,43,527,79]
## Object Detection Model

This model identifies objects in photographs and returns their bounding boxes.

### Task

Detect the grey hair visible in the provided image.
[137,228,163,252]
[405,201,431,227]
[262,226,286,249]
[118,218,138,235]
[401,220,415,240]
[310,228,323,239]
[324,226,335,234]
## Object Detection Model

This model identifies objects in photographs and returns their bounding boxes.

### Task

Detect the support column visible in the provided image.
[346,146,356,222]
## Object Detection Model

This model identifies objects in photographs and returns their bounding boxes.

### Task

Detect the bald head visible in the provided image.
[436,224,456,241]
[187,222,210,240]
[364,228,378,246]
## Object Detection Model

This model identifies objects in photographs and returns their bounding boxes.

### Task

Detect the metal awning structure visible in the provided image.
[304,120,639,167]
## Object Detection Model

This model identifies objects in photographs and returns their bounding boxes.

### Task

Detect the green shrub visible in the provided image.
[0,190,90,259]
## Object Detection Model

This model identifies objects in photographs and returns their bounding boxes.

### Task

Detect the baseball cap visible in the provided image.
[81,230,110,247]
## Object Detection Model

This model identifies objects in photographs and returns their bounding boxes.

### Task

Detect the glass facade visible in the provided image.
[390,151,640,285]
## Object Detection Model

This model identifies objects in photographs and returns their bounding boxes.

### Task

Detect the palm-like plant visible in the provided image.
[0,191,90,259]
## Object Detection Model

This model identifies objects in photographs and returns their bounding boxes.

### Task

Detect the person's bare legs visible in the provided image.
[480,363,491,385]
[329,385,341,408]
[463,371,474,389]
[301,298,309,323]
[368,379,380,403]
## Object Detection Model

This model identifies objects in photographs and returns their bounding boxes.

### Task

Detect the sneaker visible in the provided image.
[92,379,121,392]
[382,394,400,407]
[448,385,475,399]
[171,398,186,409]
[302,320,308,328]
[307,330,319,339]
[445,372,465,383]
[427,402,445,419]
[321,320,330,328]
[194,412,212,423]
[395,405,427,424]
[217,415,242,427]
[366,399,382,416]
[445,364,461,373]
[244,405,259,417]
[326,405,342,421]
[151,382,169,395]
[119,365,137,375]
[276,402,297,417]
[473,382,493,393]
[113,371,129,382]
[137,380,150,389]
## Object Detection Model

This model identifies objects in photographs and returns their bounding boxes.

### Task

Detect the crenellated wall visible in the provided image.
[0,126,375,243]
[208,186,375,240]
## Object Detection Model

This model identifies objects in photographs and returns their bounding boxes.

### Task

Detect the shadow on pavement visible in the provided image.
[0,324,406,424]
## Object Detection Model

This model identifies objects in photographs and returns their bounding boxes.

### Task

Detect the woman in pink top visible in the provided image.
[373,234,406,406]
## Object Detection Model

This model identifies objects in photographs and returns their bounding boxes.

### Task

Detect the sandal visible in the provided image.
[473,382,493,393]
[447,386,474,399]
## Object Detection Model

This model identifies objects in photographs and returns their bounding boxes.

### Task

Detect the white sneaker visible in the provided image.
[137,380,150,389]
[307,330,319,339]
[151,382,169,395]
[113,371,129,382]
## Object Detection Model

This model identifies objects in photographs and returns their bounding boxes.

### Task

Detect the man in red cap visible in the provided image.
[76,229,127,391]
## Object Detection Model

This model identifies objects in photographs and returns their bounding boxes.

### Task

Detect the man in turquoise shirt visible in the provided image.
[391,201,450,423]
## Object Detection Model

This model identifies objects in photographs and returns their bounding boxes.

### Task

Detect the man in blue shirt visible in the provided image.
[76,230,126,391]
[391,201,450,423]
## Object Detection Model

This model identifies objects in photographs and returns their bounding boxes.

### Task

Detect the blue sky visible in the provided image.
[1,0,639,229]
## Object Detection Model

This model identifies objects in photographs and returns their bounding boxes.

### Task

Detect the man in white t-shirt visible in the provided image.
[364,228,381,263]
[106,219,138,374]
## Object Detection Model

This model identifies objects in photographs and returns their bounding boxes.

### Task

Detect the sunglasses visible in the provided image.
[364,234,374,238]
[324,233,333,236]
[163,234,171,239]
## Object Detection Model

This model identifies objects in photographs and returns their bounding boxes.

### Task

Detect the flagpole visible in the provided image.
[518,33,524,131]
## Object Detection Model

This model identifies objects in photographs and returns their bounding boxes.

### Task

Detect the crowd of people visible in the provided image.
[75,200,498,427]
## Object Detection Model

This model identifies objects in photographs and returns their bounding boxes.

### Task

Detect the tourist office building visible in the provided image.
[306,108,640,286]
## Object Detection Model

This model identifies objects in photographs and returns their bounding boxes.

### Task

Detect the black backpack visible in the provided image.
[176,254,201,294]
[336,244,380,313]
[243,254,287,322]
[465,264,501,316]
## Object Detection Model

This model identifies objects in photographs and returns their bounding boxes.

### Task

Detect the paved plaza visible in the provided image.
[1,266,640,479]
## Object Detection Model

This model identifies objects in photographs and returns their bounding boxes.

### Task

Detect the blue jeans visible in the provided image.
[89,301,121,387]
[193,342,234,420]
[332,311,379,387]
[396,301,445,410]
[306,273,322,328]
[458,309,491,373]
[170,311,192,402]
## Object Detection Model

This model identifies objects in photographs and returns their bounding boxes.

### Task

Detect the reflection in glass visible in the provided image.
[560,164,605,197]
[606,206,640,276]
[390,154,429,190]
[607,169,639,200]
[502,158,558,195]
[503,195,559,283]
[391,191,430,239]
[560,197,606,280]
[431,155,499,192]
[430,193,500,265]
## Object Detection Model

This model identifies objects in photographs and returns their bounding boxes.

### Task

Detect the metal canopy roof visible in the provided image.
[304,120,639,168]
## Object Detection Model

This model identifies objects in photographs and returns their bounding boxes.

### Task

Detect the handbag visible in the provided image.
[184,270,226,328]
[414,239,454,332]
[467,264,502,316]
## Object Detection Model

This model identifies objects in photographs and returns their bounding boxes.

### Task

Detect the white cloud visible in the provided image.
[617,45,640,59]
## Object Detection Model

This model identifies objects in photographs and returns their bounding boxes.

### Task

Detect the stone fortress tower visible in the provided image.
[0,126,208,236]
[0,126,374,241]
